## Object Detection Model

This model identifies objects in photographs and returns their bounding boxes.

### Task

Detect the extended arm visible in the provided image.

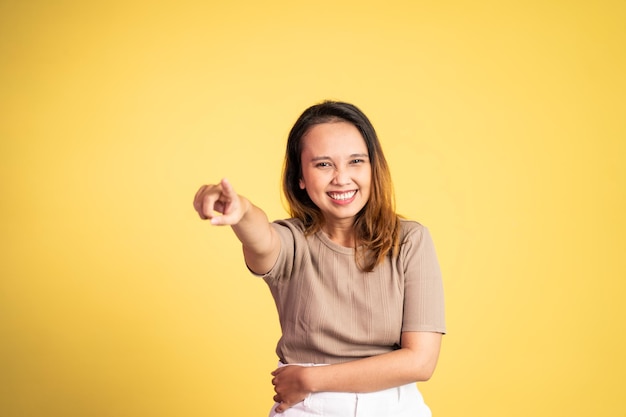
[193,178,280,274]
[270,331,442,413]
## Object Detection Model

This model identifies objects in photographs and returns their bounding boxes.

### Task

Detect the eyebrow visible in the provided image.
[309,153,369,162]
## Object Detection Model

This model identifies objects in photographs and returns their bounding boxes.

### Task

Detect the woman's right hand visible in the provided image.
[193,178,248,225]
[193,178,278,274]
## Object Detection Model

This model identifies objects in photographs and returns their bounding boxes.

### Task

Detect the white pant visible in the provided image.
[268,363,432,417]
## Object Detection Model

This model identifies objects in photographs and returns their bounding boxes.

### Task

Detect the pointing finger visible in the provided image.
[220,178,237,200]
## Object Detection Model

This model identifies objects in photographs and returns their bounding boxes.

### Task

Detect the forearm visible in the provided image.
[307,350,433,394]
[230,197,269,249]
[231,197,279,273]
[300,332,441,394]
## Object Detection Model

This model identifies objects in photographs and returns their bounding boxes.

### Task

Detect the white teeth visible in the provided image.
[328,191,357,200]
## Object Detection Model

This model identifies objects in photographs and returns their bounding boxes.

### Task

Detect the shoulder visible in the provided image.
[272,218,306,234]
[270,218,309,245]
[397,219,438,256]
[396,219,440,264]
[399,219,428,241]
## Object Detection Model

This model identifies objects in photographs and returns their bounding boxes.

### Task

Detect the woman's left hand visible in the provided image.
[271,365,311,413]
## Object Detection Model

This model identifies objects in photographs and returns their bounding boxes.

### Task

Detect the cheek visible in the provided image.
[301,171,327,190]
[359,170,372,185]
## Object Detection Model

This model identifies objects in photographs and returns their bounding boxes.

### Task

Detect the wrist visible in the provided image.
[303,366,323,394]
[238,196,252,220]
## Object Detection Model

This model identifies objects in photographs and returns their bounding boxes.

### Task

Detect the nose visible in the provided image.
[332,167,351,186]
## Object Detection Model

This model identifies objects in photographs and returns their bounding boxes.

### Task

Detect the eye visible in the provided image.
[316,162,331,168]
[350,158,365,164]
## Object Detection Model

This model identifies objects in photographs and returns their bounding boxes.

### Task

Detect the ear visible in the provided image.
[299,178,305,189]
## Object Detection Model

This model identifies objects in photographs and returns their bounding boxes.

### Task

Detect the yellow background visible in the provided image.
[1,1,625,416]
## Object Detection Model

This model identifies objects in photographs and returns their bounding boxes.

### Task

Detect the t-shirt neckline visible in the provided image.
[314,230,356,255]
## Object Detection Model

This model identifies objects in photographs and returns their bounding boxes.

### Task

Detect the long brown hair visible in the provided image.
[282,101,400,272]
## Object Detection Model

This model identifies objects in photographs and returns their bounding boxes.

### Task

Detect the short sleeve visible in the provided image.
[400,223,446,334]
[255,219,300,282]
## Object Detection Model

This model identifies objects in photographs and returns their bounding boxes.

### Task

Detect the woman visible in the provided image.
[193,101,445,416]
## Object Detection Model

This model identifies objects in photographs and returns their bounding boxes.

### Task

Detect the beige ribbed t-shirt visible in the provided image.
[261,218,445,365]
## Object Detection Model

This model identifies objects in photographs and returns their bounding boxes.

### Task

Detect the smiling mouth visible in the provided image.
[327,190,357,201]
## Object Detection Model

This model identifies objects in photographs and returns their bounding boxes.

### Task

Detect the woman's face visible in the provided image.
[299,121,372,226]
